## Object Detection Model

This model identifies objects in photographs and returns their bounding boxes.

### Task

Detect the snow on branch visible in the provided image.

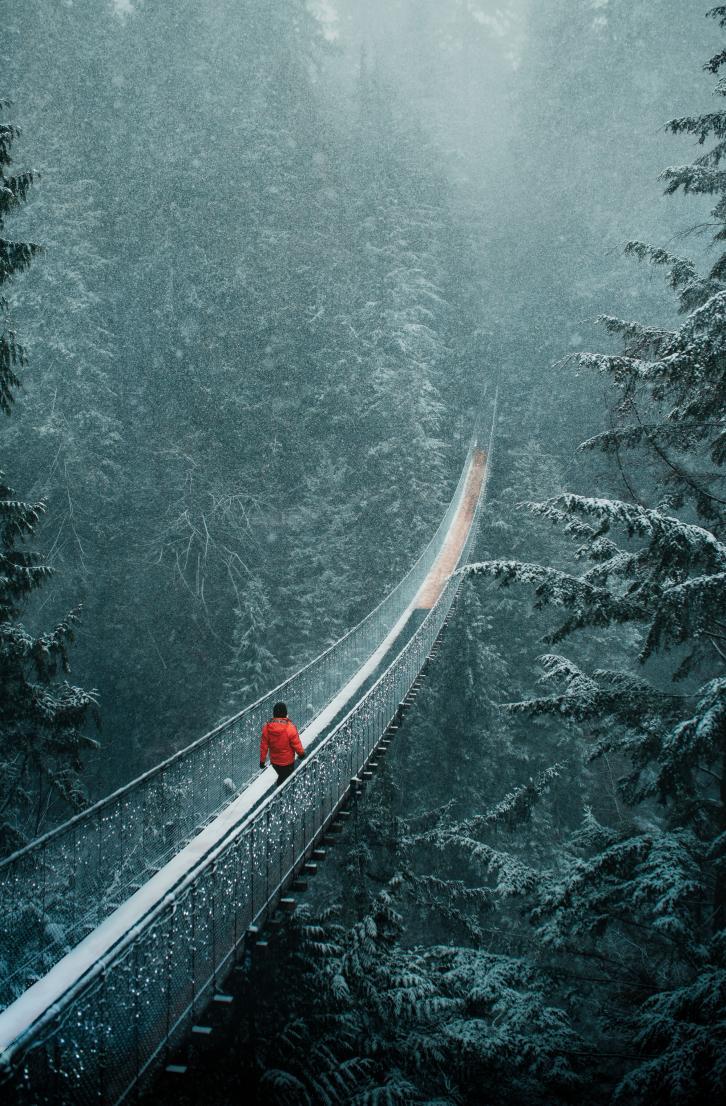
[525,495,726,570]
[643,572,726,659]
[535,829,704,948]
[596,314,673,354]
[578,422,717,456]
[506,654,682,735]
[650,678,726,807]
[623,242,699,286]
[707,6,726,31]
[666,111,726,144]
[661,165,726,197]
[460,558,645,641]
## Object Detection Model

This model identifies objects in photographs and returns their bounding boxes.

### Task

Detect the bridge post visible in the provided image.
[165,909,173,1065]
[133,940,141,1094]
[210,860,217,992]
[99,966,109,1104]
[262,813,270,924]
[248,828,254,923]
[190,882,197,1022]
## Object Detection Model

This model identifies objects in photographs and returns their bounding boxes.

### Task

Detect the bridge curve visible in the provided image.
[0,398,496,1104]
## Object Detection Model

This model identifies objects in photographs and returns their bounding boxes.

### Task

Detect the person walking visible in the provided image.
[260,701,305,785]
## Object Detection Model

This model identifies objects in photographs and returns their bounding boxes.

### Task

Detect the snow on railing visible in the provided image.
[0,408,492,1106]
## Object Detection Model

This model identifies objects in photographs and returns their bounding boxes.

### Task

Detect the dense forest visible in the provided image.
[1,1,724,1104]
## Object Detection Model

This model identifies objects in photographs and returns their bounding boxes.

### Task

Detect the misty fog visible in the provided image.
[1,2,724,1104]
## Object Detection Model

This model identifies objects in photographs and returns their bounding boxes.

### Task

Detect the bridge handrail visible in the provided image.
[1,437,481,870]
[0,426,483,1008]
[0,418,491,1101]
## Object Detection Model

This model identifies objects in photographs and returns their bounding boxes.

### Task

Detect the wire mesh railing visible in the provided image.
[0,435,481,1009]
[2,437,490,1105]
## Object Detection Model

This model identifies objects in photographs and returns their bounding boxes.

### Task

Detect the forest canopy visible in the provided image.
[0,2,724,1105]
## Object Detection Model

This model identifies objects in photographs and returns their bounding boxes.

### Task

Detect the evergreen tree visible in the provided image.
[462,11,726,1101]
[0,103,96,854]
[0,103,36,413]
[3,0,483,786]
[222,575,278,716]
[253,881,581,1106]
[575,5,726,522]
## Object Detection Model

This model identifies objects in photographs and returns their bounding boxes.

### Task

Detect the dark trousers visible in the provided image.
[272,762,295,786]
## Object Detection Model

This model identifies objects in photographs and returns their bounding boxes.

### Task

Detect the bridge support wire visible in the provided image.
[0,394,496,1104]
[0,431,486,1012]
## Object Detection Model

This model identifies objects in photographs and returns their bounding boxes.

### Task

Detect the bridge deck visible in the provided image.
[416,448,486,609]
[0,448,488,1067]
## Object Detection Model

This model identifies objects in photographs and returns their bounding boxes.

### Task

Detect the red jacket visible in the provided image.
[260,717,304,767]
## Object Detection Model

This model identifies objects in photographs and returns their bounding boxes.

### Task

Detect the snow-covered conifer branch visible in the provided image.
[612,964,726,1105]
[578,423,718,457]
[534,829,705,952]
[526,496,725,569]
[461,558,635,615]
[707,7,726,33]
[643,572,726,658]
[666,111,726,144]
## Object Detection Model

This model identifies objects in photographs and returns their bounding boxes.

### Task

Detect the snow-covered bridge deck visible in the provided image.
[0,410,495,1106]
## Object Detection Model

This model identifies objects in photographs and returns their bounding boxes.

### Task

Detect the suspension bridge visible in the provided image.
[0,401,496,1105]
